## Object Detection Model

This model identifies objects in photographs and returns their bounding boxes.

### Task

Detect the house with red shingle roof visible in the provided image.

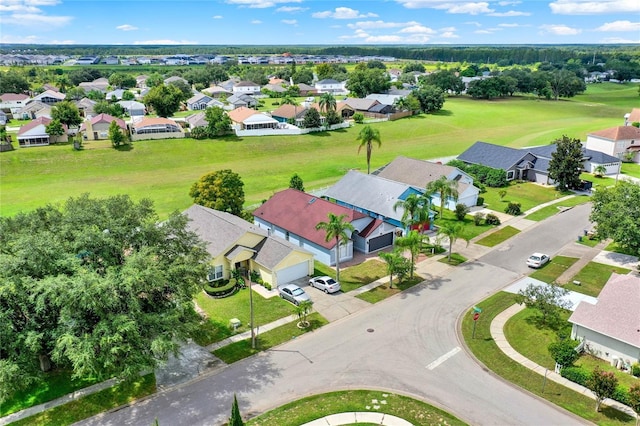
[252,188,374,266]
[79,113,127,141]
[569,273,640,365]
[17,116,68,147]
[586,126,640,163]
[623,108,640,126]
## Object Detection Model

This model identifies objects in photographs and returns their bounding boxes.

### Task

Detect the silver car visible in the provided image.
[278,284,311,305]
[309,276,341,293]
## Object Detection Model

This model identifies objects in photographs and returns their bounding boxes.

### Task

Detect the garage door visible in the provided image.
[369,232,394,252]
[276,262,309,285]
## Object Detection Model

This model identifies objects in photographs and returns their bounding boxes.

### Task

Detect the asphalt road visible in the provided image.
[79,204,593,426]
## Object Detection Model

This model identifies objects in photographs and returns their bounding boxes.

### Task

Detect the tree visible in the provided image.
[229,393,245,426]
[86,89,105,102]
[189,170,245,217]
[0,70,29,94]
[437,222,467,262]
[51,101,82,128]
[393,193,430,231]
[289,173,304,191]
[379,250,410,288]
[426,176,459,218]
[593,164,607,177]
[424,70,465,94]
[204,106,231,137]
[45,119,65,143]
[108,120,126,147]
[548,69,586,101]
[548,339,579,368]
[403,62,425,73]
[167,79,193,103]
[295,300,313,328]
[292,68,313,85]
[65,86,86,101]
[94,101,125,118]
[587,367,618,412]
[395,230,425,278]
[346,68,390,98]
[356,125,381,174]
[302,108,321,129]
[143,84,183,118]
[108,73,136,89]
[122,90,135,101]
[146,73,164,88]
[454,203,470,221]
[590,180,640,257]
[0,194,210,404]
[315,213,355,283]
[628,383,640,426]
[319,92,336,114]
[515,283,572,326]
[412,85,445,113]
[548,135,584,192]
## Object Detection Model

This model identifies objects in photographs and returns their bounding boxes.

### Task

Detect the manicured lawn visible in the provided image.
[604,241,639,256]
[355,276,423,304]
[433,210,496,240]
[475,225,520,247]
[461,291,634,425]
[194,288,296,345]
[575,354,639,391]
[529,256,578,284]
[524,194,592,221]
[339,260,389,293]
[578,236,601,248]
[11,374,156,426]
[481,181,570,214]
[247,389,467,426]
[2,88,633,218]
[212,313,328,364]
[437,252,467,265]
[568,262,631,297]
[620,162,640,179]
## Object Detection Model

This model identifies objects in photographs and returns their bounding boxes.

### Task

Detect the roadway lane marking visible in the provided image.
[426,346,461,370]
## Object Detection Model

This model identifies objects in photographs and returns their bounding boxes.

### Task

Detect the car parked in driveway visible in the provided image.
[309,276,341,293]
[278,283,311,305]
[526,253,550,268]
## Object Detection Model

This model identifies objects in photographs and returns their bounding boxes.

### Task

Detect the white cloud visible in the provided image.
[540,24,581,35]
[5,12,72,26]
[0,3,41,13]
[474,29,494,34]
[549,0,640,14]
[440,31,460,38]
[225,0,301,8]
[396,0,494,14]
[116,24,138,31]
[133,39,197,45]
[364,34,404,42]
[498,23,524,27]
[276,6,306,12]
[347,20,420,30]
[465,21,482,27]
[595,20,640,32]
[251,19,262,24]
[0,34,40,43]
[488,10,530,16]
[212,15,223,19]
[398,24,436,34]
[25,0,61,5]
[498,1,520,5]
[281,19,297,25]
[599,36,640,43]
[312,7,378,19]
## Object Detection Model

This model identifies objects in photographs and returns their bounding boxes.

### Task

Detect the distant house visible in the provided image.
[0,110,7,125]
[185,111,208,129]
[253,188,372,265]
[263,83,287,94]
[183,204,314,287]
[164,76,189,86]
[17,100,51,120]
[79,113,127,141]
[0,93,31,115]
[102,56,119,65]
[315,79,346,94]
[586,126,640,164]
[375,156,479,210]
[32,90,65,105]
[341,98,381,113]
[270,103,307,125]
[232,81,261,95]
[296,83,316,96]
[79,77,109,93]
[106,89,127,101]
[202,85,232,98]
[75,56,100,65]
[186,93,213,111]
[117,100,146,117]
[17,116,68,147]
[130,117,183,140]
[226,94,258,110]
[624,108,640,126]
[74,97,97,117]
[569,273,640,365]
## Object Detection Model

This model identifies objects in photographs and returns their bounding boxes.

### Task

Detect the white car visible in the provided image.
[309,276,341,293]
[527,253,550,268]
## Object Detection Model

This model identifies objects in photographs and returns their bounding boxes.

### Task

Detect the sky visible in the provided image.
[0,0,639,46]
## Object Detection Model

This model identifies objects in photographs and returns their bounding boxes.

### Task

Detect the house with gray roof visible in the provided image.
[183,204,314,287]
[569,273,640,365]
[186,93,213,110]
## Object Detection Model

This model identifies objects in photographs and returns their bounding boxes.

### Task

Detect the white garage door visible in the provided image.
[276,262,309,285]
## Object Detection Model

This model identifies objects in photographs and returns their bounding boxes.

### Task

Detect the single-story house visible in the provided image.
[164,76,189,86]
[183,204,314,287]
[79,113,127,140]
[569,273,640,366]
[202,85,232,98]
[136,75,148,88]
[74,97,97,117]
[623,108,640,126]
[17,101,51,120]
[32,89,65,105]
[253,188,373,266]
[186,93,213,111]
[323,170,430,251]
[17,116,68,147]
[375,156,479,210]
[130,117,183,140]
[228,107,278,131]
[106,89,127,101]
[0,93,31,115]
[185,111,208,129]
[233,81,261,95]
[527,143,622,176]
[341,98,381,113]
[368,103,395,115]
[117,100,146,117]
[271,104,308,125]
[586,126,640,164]
[296,83,316,96]
[263,83,287,94]
[226,93,258,109]
[79,77,109,93]
[366,94,400,105]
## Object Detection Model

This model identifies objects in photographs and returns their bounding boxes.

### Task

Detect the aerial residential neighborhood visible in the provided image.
[1,15,640,426]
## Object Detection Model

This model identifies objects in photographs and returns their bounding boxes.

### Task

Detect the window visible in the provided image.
[207,265,223,282]
[506,170,515,180]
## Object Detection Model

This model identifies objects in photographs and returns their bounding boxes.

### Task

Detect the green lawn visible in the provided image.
[338,260,389,293]
[524,194,592,221]
[194,288,296,345]
[482,181,571,214]
[604,241,640,256]
[213,313,328,364]
[620,162,640,179]
[575,354,639,391]
[461,291,634,425]
[529,256,578,284]
[568,262,631,297]
[2,86,635,218]
[11,374,156,426]
[355,275,423,304]
[433,209,496,240]
[437,252,468,265]
[475,225,520,247]
[247,389,467,426]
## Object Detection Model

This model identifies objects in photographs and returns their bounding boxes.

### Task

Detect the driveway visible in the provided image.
[290,277,371,322]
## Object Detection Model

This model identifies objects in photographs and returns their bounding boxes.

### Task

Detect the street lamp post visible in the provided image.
[247,269,256,349]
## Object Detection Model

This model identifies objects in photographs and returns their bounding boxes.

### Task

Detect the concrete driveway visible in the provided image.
[289,277,371,322]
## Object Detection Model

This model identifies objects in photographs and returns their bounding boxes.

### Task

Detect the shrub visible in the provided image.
[612,386,630,406]
[485,213,501,225]
[560,366,590,386]
[454,203,470,221]
[485,168,508,187]
[353,112,364,123]
[476,196,484,206]
[548,339,579,367]
[505,202,521,215]
[632,363,640,377]
[473,212,485,226]
[204,280,239,298]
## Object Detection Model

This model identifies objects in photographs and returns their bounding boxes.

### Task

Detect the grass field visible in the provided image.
[529,256,578,284]
[524,194,592,221]
[2,83,637,218]
[475,225,520,247]
[567,262,631,297]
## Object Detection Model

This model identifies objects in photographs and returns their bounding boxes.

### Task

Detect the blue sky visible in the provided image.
[1,0,639,45]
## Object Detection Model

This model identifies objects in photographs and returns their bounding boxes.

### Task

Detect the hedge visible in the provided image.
[561,366,631,406]
[204,280,239,298]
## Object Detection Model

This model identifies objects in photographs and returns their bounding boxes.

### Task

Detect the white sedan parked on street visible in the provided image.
[526,253,550,268]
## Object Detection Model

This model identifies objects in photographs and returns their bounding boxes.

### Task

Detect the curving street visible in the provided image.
[79,204,593,426]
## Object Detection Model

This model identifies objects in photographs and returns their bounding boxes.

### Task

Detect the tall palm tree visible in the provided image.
[437,222,468,262]
[395,230,425,278]
[315,213,355,282]
[393,193,431,231]
[356,125,381,174]
[425,176,458,218]
[379,250,403,288]
[318,92,336,114]
[280,95,297,106]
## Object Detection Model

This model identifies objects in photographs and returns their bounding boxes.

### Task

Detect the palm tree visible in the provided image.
[593,165,606,178]
[315,213,355,282]
[356,125,382,174]
[393,193,431,231]
[426,176,459,218]
[437,222,468,262]
[318,92,336,114]
[395,230,425,278]
[280,95,297,106]
[379,250,404,288]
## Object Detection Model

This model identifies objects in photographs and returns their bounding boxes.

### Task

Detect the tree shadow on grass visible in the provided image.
[431,109,453,116]
[114,144,133,152]
[600,405,635,422]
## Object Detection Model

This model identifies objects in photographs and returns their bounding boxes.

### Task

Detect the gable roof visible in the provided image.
[458,141,531,170]
[131,117,179,130]
[0,93,29,101]
[589,126,640,141]
[627,108,640,124]
[569,273,640,348]
[376,156,455,187]
[33,90,66,101]
[80,113,126,131]
[227,106,259,123]
[253,235,311,269]
[18,116,67,136]
[271,104,307,119]
[324,170,413,223]
[235,80,259,87]
[185,111,208,128]
[317,79,340,85]
[342,98,380,111]
[187,93,212,104]
[253,188,367,250]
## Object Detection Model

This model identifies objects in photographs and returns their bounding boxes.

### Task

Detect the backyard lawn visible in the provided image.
[567,262,631,297]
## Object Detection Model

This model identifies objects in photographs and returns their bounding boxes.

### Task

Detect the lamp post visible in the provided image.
[247,269,256,349]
